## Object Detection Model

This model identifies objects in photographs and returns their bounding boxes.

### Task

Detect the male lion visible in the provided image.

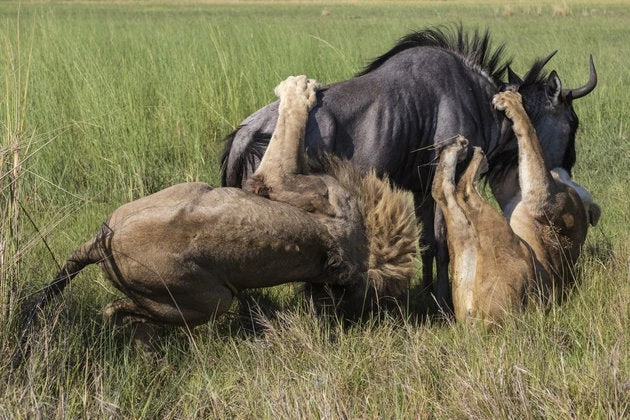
[13,76,418,365]
[432,90,600,326]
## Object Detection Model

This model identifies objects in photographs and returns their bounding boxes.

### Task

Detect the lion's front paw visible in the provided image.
[304,77,320,108]
[275,75,320,109]
[492,90,523,117]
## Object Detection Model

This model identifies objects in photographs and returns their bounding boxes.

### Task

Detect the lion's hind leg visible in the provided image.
[454,146,488,212]
[432,136,479,321]
[431,136,469,217]
[455,147,530,324]
[103,299,162,351]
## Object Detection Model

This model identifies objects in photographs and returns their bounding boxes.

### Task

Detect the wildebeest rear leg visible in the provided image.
[434,206,452,312]
[415,195,436,293]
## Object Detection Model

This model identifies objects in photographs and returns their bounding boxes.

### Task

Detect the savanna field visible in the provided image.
[1,0,628,417]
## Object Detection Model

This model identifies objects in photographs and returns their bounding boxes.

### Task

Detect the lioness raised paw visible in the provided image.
[274,75,320,109]
[492,89,524,120]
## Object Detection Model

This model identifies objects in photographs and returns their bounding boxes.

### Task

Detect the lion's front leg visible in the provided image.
[250,76,320,188]
[492,90,556,216]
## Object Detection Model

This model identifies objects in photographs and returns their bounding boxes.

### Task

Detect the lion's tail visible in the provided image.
[11,232,106,369]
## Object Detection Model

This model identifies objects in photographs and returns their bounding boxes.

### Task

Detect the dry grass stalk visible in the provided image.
[1,19,33,324]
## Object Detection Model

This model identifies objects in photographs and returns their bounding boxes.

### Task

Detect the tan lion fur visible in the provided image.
[432,90,600,326]
[14,76,418,360]
[326,158,419,298]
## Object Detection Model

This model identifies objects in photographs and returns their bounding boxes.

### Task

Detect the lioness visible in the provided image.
[13,76,418,365]
[432,90,600,326]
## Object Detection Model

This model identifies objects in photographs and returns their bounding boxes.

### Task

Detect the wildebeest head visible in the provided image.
[502,52,597,176]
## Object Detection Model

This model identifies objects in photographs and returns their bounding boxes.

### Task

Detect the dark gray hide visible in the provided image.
[220,25,597,307]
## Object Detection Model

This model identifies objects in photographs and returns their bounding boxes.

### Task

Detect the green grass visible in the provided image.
[1,1,628,417]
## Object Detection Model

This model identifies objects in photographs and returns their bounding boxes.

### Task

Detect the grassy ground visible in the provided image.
[1,1,628,418]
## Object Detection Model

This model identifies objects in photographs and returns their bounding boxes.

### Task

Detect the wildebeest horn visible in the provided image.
[539,50,558,69]
[522,50,557,82]
[562,55,597,101]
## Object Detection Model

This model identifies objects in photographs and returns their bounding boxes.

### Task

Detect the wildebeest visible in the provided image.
[11,76,419,367]
[220,25,597,307]
[432,90,600,326]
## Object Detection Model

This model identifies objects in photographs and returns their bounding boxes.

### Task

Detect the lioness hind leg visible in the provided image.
[431,136,468,207]
[432,136,481,321]
[103,299,160,351]
[455,146,490,216]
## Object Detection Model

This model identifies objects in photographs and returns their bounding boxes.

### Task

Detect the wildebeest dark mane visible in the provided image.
[357,24,511,86]
[520,56,551,89]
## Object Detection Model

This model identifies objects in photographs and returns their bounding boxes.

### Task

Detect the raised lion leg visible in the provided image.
[492,90,556,214]
[456,145,539,324]
[431,136,471,236]
[245,75,320,192]
[243,76,335,215]
[432,136,477,320]
[454,146,490,217]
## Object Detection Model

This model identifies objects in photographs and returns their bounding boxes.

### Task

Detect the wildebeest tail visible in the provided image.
[220,126,271,187]
[11,234,105,369]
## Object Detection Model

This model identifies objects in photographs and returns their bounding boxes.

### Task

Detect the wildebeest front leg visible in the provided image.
[414,195,436,291]
[415,195,452,312]
[434,206,452,312]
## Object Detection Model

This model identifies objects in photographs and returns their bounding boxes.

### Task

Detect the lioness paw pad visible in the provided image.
[492,90,522,112]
